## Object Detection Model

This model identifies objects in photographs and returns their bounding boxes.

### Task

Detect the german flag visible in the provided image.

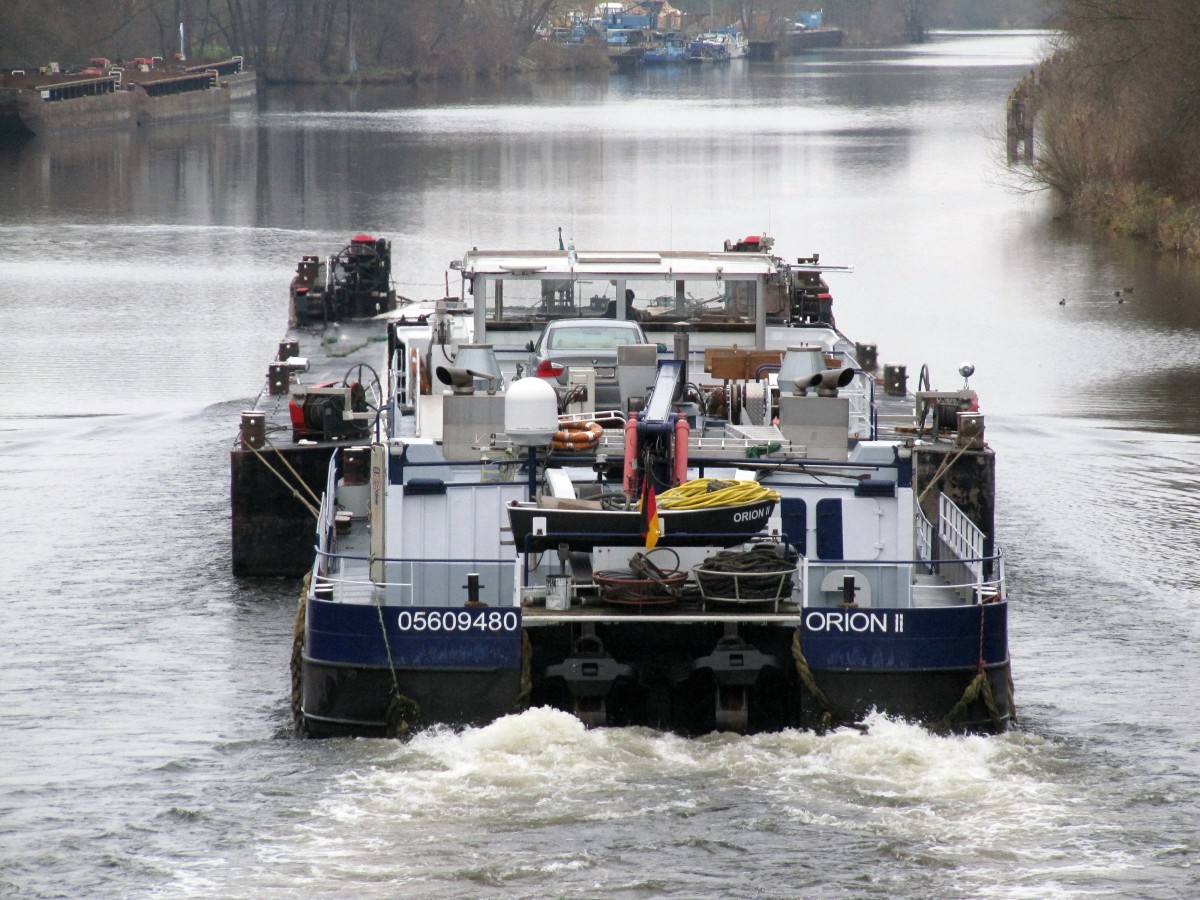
[641,478,660,551]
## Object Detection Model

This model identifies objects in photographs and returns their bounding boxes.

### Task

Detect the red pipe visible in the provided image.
[623,412,639,497]
[674,415,689,486]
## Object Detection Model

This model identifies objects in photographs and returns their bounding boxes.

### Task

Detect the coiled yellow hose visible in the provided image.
[655,478,780,510]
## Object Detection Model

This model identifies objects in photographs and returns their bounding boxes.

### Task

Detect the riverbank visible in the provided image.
[1058,182,1200,257]
[1022,0,1200,258]
[1021,61,1200,258]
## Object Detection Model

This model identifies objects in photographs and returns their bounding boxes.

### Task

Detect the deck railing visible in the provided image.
[313,449,341,576]
[312,556,516,607]
[911,492,1005,604]
[938,492,985,586]
[799,553,1004,608]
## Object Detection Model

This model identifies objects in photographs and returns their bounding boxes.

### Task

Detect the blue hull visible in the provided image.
[300,599,524,736]
[299,597,1011,736]
[801,602,1008,670]
[796,602,1011,732]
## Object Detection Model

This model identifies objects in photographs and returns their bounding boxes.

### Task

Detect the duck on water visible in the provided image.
[246,234,1012,738]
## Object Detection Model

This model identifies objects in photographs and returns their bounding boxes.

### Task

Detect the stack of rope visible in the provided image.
[696,545,794,602]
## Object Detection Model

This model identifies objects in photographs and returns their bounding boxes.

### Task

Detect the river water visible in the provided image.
[2,31,1197,898]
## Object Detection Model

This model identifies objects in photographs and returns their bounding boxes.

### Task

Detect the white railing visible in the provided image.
[909,492,1004,604]
[846,371,874,440]
[312,555,517,608]
[799,552,1004,608]
[916,507,933,571]
[313,449,341,575]
[938,492,985,588]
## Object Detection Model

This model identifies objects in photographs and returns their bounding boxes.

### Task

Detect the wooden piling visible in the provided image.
[1006,68,1040,164]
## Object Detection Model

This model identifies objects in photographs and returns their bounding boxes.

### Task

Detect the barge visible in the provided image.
[0,56,254,137]
[264,236,1011,737]
[232,233,407,577]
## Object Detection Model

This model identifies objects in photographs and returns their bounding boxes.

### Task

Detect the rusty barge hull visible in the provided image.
[0,60,256,137]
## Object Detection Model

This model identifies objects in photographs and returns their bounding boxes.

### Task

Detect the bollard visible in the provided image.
[855,342,878,371]
[240,411,265,450]
[463,573,487,607]
[268,362,290,395]
[957,412,985,449]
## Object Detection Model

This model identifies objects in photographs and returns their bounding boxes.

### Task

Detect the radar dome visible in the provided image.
[505,377,558,447]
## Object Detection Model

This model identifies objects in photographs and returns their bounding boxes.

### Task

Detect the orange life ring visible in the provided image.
[551,421,604,451]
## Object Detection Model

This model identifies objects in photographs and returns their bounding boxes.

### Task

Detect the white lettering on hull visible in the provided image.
[732,506,769,524]
[804,610,905,633]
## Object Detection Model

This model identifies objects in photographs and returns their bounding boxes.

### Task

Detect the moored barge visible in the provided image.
[0,56,255,137]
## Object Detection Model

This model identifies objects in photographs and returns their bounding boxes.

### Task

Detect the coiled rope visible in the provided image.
[657,478,780,510]
[696,545,794,600]
[594,549,686,605]
[599,491,638,511]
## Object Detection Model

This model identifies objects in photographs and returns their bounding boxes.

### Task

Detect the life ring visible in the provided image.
[551,421,604,452]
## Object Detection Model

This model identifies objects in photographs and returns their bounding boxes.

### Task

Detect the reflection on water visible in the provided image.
[1,31,1198,898]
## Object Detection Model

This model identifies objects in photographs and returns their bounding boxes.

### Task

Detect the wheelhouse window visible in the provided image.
[479,275,773,326]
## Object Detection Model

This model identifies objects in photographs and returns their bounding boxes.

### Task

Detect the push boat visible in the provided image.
[290,233,398,326]
[287,236,1012,738]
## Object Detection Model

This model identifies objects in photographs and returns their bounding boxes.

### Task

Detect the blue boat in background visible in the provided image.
[643,33,689,65]
[796,9,824,31]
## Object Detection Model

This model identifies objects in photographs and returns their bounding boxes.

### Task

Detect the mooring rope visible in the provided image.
[938,603,1003,732]
[263,434,325,510]
[791,629,833,730]
[916,439,976,505]
[516,630,533,709]
[290,572,310,735]
[238,429,321,518]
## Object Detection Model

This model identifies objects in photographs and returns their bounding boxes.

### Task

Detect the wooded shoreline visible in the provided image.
[1024,0,1200,257]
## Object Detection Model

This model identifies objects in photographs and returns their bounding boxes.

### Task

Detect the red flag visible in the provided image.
[641,478,660,551]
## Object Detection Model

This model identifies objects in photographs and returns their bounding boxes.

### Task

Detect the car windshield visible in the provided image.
[546,325,641,351]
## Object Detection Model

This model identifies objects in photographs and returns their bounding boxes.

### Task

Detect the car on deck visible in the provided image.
[527,318,650,411]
